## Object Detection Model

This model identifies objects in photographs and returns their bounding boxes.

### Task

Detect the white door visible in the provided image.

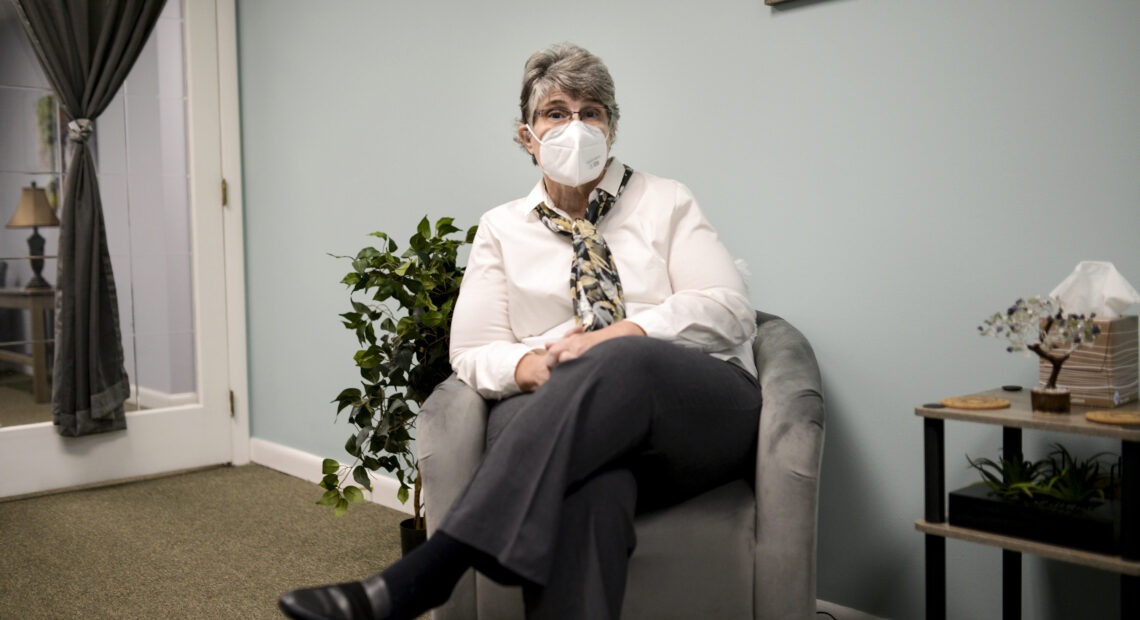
[0,0,247,497]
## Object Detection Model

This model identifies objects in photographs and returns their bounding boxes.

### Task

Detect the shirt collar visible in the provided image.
[593,157,627,198]
[521,157,626,219]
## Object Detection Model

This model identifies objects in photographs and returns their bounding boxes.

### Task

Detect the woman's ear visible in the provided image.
[519,124,537,155]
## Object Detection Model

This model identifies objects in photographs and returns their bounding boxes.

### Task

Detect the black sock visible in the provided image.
[378,531,478,619]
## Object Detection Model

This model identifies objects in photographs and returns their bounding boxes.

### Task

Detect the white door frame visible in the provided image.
[217,0,250,467]
[0,0,249,497]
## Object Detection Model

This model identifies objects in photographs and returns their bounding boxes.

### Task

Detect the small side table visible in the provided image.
[0,288,54,403]
[916,389,1140,619]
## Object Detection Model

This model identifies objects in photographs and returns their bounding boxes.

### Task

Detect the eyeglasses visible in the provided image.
[535,105,609,126]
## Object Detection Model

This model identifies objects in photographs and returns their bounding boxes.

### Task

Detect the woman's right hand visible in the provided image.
[514,349,551,392]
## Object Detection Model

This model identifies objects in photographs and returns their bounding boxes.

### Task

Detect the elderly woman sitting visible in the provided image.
[280,42,759,620]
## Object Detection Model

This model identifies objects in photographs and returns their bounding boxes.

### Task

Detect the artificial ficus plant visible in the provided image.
[978,296,1101,390]
[318,216,477,525]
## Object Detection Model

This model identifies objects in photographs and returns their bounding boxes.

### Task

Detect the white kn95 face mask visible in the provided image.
[527,120,608,187]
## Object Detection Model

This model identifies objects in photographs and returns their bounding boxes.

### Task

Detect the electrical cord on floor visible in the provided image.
[816,611,838,620]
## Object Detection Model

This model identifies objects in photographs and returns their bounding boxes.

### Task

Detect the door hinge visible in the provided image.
[229,389,236,417]
[221,178,229,207]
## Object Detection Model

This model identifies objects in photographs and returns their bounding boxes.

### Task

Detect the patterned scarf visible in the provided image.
[534,165,634,331]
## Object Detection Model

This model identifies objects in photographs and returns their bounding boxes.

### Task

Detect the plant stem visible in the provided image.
[413,470,424,530]
[1028,343,1069,390]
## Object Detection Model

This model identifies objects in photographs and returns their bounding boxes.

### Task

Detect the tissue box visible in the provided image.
[1040,315,1139,407]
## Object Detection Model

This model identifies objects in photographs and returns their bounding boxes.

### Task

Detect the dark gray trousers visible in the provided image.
[439,336,761,619]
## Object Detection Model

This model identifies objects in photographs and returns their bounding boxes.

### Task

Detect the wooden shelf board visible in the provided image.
[916,388,1140,441]
[916,519,1140,576]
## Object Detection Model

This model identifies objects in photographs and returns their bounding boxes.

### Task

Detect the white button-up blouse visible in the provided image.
[450,159,757,400]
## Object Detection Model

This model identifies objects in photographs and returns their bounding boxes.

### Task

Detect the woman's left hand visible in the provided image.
[545,320,646,368]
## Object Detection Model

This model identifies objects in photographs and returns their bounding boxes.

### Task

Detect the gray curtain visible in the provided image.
[13,0,167,436]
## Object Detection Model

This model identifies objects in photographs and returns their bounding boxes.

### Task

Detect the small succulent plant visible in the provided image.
[967,444,1119,512]
[966,452,1046,501]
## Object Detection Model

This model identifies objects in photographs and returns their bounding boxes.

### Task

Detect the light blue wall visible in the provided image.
[236,1,1140,617]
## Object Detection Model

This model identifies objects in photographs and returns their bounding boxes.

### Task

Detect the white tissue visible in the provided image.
[1049,261,1140,318]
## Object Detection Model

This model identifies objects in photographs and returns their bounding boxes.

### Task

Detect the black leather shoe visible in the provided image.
[278,575,392,620]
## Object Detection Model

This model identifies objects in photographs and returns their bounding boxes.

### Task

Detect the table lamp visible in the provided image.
[7,182,60,289]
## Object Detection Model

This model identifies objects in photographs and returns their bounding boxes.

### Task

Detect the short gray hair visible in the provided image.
[514,43,620,153]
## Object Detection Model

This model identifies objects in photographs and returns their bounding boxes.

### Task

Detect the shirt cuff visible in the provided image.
[461,342,535,400]
[624,310,672,341]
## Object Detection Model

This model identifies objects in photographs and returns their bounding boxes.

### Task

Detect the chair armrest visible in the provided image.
[418,374,490,620]
[418,373,490,534]
[752,313,826,620]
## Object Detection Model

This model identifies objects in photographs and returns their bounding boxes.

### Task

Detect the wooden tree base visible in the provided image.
[1031,387,1071,413]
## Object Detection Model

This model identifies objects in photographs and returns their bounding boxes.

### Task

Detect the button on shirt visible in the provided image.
[450,158,757,400]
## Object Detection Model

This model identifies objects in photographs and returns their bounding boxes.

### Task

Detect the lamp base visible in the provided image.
[25,273,51,290]
[25,226,51,290]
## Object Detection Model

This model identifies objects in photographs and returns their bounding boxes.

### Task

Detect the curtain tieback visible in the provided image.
[68,119,94,143]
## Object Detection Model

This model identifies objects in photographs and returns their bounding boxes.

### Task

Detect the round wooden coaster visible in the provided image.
[940,396,1011,410]
[1086,410,1140,426]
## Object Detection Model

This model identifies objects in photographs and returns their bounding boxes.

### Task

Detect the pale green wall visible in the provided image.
[235,1,1140,617]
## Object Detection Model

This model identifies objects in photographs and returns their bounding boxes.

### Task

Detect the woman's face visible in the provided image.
[519,90,612,163]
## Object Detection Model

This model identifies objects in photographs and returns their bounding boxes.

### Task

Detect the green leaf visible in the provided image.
[356,245,382,260]
[436,218,459,237]
[316,489,340,506]
[354,348,382,369]
[332,387,360,401]
[339,312,364,330]
[344,485,366,504]
[353,465,373,489]
[334,498,349,517]
[344,433,361,458]
[397,484,410,504]
[369,435,389,454]
[334,387,361,404]
[321,458,341,475]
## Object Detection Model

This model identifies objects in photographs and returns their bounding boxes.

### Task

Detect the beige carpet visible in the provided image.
[0,464,410,619]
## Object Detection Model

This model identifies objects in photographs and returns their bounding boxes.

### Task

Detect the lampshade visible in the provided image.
[7,182,60,229]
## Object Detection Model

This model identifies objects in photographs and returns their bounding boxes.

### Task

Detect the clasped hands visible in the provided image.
[514,320,645,392]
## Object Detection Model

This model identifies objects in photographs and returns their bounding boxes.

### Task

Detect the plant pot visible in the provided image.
[1031,387,1071,413]
[399,517,427,556]
[949,483,1120,554]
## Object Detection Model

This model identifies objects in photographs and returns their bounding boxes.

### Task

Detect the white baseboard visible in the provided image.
[249,437,413,515]
[816,599,885,620]
[128,385,198,410]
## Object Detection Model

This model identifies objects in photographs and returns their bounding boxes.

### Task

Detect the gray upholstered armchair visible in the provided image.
[418,312,825,619]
